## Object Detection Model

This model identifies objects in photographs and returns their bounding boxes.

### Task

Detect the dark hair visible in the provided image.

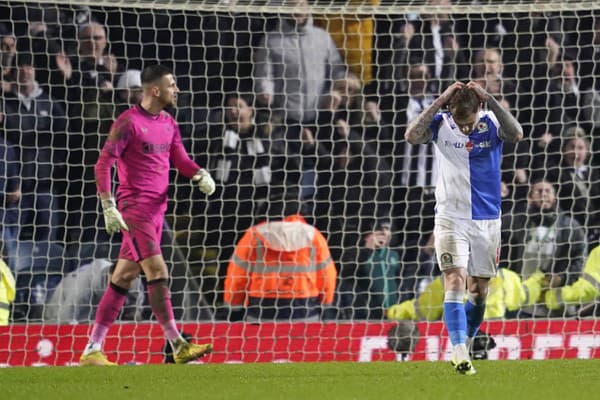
[0,22,11,37]
[448,87,480,120]
[528,179,556,197]
[223,91,254,107]
[15,52,34,67]
[257,190,302,220]
[141,64,172,84]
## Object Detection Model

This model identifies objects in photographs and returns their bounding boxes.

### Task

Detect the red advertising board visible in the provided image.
[1,319,599,366]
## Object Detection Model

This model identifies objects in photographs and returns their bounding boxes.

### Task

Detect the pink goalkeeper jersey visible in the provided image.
[95,104,200,208]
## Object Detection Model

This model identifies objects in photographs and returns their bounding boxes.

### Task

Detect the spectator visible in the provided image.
[313,3,383,130]
[253,0,349,197]
[11,240,71,321]
[391,63,447,301]
[501,11,563,85]
[556,128,600,246]
[254,0,347,124]
[495,12,562,141]
[313,125,392,319]
[452,6,508,57]
[578,12,600,94]
[0,136,20,271]
[351,220,401,320]
[393,63,438,269]
[0,25,16,94]
[44,258,144,323]
[114,69,143,117]
[544,55,592,135]
[387,267,544,322]
[203,93,273,278]
[544,244,600,314]
[1,52,67,242]
[471,47,517,107]
[315,72,363,154]
[0,257,16,325]
[501,180,586,316]
[57,21,119,134]
[314,0,378,86]
[54,21,121,245]
[224,192,337,322]
[397,0,470,94]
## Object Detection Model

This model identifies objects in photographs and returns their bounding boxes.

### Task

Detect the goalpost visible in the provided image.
[1,0,599,366]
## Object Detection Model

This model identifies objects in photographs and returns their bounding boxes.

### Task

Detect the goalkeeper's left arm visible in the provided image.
[169,126,216,195]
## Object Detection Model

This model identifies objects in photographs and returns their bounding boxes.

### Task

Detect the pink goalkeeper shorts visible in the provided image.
[118,204,164,262]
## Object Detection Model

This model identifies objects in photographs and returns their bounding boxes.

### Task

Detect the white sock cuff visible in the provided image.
[444,290,465,303]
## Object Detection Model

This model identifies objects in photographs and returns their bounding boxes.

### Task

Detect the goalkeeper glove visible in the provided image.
[101,198,129,234]
[192,169,216,195]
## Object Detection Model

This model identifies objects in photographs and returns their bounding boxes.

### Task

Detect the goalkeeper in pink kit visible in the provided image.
[80,65,216,366]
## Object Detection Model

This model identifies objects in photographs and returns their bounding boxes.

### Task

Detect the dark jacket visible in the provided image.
[2,86,67,193]
[501,206,586,286]
[557,165,600,245]
[354,247,400,320]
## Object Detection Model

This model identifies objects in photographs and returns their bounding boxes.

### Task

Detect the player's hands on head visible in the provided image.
[193,169,216,196]
[436,81,465,107]
[466,81,490,102]
[101,198,129,234]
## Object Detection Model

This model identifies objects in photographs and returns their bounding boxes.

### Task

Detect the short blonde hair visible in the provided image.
[563,126,586,138]
[562,126,590,150]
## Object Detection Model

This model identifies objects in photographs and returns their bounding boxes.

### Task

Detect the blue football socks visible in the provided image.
[444,291,467,346]
[465,295,486,338]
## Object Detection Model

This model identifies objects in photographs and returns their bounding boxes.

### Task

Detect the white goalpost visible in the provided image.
[0,0,599,366]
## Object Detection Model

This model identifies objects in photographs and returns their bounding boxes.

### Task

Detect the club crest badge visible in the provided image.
[477,121,489,133]
[440,252,453,267]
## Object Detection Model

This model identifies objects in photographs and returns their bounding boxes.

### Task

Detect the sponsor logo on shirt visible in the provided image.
[142,142,171,154]
[474,140,491,149]
[444,140,465,149]
[465,140,491,152]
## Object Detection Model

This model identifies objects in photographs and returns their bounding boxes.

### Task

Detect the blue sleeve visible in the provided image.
[487,115,502,149]
[429,113,444,142]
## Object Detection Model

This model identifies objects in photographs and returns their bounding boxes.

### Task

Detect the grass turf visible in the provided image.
[4,359,599,400]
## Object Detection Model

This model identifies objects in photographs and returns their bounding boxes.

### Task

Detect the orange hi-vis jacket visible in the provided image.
[224,214,337,306]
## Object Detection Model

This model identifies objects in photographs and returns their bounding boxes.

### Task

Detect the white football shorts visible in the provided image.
[433,215,501,278]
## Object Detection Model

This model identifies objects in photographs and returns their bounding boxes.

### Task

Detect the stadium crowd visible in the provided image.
[0,0,599,324]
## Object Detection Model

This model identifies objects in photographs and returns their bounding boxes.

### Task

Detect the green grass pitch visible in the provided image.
[4,360,599,400]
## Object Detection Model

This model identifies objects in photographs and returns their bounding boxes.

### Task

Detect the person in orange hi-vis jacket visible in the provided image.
[224,194,337,322]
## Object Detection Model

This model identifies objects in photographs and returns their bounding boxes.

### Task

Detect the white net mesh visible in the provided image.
[1,0,599,365]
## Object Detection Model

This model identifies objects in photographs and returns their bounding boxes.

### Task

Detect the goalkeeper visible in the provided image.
[387,268,545,322]
[79,65,216,366]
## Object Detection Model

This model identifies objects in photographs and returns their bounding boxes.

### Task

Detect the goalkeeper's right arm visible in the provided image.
[100,195,128,234]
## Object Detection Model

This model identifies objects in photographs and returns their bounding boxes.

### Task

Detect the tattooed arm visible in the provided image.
[405,81,464,144]
[404,102,438,144]
[466,81,523,143]
[486,95,524,143]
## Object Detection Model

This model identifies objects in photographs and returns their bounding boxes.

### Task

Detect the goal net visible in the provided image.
[1,0,599,366]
